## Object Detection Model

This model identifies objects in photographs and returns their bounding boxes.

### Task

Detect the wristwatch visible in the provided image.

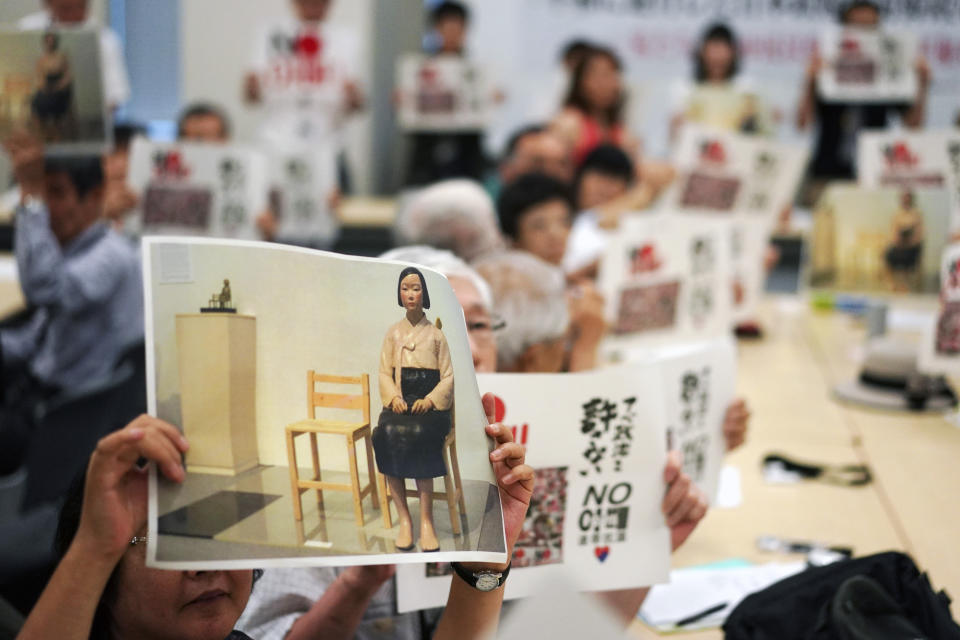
[450,561,511,592]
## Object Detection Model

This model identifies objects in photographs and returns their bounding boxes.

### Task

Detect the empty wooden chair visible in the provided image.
[285,372,379,528]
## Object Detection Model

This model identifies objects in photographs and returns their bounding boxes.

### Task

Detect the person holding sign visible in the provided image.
[551,46,639,168]
[0,132,142,475]
[403,2,490,187]
[244,0,364,190]
[670,23,771,141]
[17,404,534,640]
[796,0,931,201]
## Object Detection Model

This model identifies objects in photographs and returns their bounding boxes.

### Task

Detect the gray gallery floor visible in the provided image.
[156,465,504,563]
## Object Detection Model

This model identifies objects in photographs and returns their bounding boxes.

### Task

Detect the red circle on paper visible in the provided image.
[493,395,506,423]
[297,34,321,57]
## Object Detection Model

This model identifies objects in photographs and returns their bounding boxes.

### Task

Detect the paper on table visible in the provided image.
[639,561,806,631]
[715,465,742,509]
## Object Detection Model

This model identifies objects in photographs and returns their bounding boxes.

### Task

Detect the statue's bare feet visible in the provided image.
[420,516,439,552]
[395,516,414,551]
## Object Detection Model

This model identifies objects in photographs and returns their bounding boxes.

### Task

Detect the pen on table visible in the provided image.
[674,602,729,628]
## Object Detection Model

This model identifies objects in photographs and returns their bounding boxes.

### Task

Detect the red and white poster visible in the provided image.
[395,53,489,132]
[818,27,918,104]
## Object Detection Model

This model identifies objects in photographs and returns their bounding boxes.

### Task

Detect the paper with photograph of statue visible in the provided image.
[857,130,960,230]
[143,237,506,570]
[810,184,950,295]
[0,28,110,154]
[126,138,270,240]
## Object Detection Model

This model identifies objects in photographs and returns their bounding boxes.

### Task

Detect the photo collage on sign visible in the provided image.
[918,244,960,376]
[817,27,918,103]
[396,54,490,132]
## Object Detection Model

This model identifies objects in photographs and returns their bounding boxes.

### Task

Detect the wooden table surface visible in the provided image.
[630,297,960,639]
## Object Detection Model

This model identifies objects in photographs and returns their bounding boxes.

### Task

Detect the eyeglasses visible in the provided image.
[466,315,506,341]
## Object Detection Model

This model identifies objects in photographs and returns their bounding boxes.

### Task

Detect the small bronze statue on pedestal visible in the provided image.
[201,278,237,313]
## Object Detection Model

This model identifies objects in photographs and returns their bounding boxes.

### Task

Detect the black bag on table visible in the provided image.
[723,551,960,640]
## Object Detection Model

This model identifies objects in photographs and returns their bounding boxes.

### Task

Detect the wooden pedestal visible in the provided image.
[176,313,258,475]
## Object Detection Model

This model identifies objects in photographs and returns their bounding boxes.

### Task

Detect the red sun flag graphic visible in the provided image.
[492,394,506,423]
[295,33,322,58]
[700,140,727,164]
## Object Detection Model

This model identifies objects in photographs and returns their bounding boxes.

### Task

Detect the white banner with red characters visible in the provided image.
[661,124,808,223]
[857,129,960,230]
[126,138,269,240]
[817,27,918,104]
[597,213,734,352]
[918,243,960,375]
[395,53,490,132]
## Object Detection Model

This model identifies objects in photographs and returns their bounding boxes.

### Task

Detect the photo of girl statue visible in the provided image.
[374,266,455,552]
[30,31,75,141]
[884,190,925,292]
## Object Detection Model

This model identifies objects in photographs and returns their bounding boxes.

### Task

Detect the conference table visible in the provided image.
[631,295,960,638]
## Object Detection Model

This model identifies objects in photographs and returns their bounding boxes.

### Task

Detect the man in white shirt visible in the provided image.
[18,0,131,109]
[244,0,363,152]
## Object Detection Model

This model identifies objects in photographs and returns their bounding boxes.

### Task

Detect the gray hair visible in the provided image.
[380,245,493,312]
[473,251,569,369]
[394,179,505,262]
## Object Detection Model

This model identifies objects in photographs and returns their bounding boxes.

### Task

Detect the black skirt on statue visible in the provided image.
[373,367,451,479]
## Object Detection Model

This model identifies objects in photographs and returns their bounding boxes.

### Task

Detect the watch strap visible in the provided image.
[450,561,511,592]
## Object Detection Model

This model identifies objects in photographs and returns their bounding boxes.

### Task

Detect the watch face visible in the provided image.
[476,574,500,591]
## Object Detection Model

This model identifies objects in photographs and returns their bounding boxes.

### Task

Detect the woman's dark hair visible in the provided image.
[560,39,594,66]
[176,102,232,139]
[694,22,740,82]
[563,46,625,126]
[574,143,635,201]
[497,172,573,239]
[397,267,431,309]
[839,0,881,22]
[44,155,104,199]
[431,1,469,25]
[43,31,60,50]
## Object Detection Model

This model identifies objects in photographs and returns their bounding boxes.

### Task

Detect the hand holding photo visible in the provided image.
[143,238,506,570]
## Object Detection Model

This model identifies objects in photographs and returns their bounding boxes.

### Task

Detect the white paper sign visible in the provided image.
[396,339,737,612]
[646,339,738,504]
[817,27,918,104]
[858,130,960,229]
[598,213,733,350]
[395,53,489,132]
[662,124,808,223]
[267,145,338,244]
[729,219,771,324]
[396,362,671,612]
[127,138,269,240]
[918,243,960,375]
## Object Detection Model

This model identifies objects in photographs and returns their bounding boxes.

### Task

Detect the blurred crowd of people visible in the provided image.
[0,0,947,638]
